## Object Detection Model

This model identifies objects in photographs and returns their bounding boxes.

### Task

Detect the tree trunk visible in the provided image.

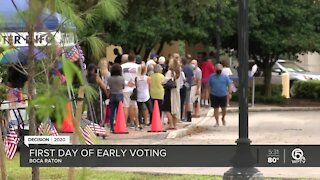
[134,45,143,55]
[157,41,165,56]
[143,47,152,62]
[68,87,85,180]
[27,1,39,179]
[0,116,7,180]
[263,64,272,97]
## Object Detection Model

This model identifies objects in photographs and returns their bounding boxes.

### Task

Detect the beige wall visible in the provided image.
[105,41,211,62]
[298,52,320,73]
[154,41,179,59]
[185,43,208,59]
[105,41,179,62]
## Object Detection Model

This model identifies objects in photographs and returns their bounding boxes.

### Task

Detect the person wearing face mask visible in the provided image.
[190,59,202,118]
[208,64,233,127]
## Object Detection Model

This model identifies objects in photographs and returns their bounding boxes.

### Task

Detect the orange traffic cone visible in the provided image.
[148,100,166,132]
[113,101,129,134]
[62,101,74,133]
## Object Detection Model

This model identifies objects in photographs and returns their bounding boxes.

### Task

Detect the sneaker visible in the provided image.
[222,119,226,126]
[129,124,135,129]
[135,126,143,131]
[214,124,219,127]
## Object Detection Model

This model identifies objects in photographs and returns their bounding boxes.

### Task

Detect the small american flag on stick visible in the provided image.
[5,126,19,159]
[38,121,59,136]
[80,125,97,145]
[65,46,80,62]
[88,122,106,135]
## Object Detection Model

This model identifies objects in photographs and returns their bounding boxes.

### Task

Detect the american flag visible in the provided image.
[38,121,59,136]
[88,122,106,135]
[4,126,19,159]
[65,46,80,62]
[80,125,96,145]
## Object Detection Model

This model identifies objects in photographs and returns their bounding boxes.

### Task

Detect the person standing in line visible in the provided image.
[150,64,165,118]
[136,64,153,128]
[98,58,111,127]
[208,64,232,127]
[198,52,215,107]
[190,59,202,118]
[162,53,183,130]
[221,60,233,76]
[147,64,154,76]
[181,57,193,122]
[121,53,140,129]
[136,55,142,64]
[113,48,122,64]
[121,54,129,64]
[221,61,234,106]
[107,64,125,132]
[86,64,109,125]
[146,54,157,69]
[158,56,167,74]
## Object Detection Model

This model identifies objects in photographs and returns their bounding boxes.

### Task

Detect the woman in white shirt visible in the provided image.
[162,53,183,130]
[136,64,153,130]
[222,61,234,106]
[222,63,233,76]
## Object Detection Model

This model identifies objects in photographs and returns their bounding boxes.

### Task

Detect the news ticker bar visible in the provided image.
[20,145,320,167]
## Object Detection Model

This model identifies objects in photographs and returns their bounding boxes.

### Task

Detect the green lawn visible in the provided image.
[5,154,220,180]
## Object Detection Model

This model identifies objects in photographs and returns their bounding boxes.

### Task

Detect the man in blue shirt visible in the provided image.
[208,64,232,127]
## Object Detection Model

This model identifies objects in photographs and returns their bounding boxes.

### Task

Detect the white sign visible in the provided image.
[0,31,76,47]
[24,136,70,147]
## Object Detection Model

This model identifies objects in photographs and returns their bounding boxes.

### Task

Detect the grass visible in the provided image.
[5,154,220,180]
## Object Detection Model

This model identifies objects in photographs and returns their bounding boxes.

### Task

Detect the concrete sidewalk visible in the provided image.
[168,105,320,139]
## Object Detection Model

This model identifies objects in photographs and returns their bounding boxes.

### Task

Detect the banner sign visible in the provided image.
[20,145,320,167]
[0,32,76,47]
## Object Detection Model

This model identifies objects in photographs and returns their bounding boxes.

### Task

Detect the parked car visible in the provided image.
[272,59,320,96]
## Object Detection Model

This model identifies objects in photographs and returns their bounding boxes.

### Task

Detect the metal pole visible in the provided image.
[223,0,263,179]
[252,77,255,107]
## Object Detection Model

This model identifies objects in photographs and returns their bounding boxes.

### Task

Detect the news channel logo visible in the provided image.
[291,148,306,164]
[267,148,280,164]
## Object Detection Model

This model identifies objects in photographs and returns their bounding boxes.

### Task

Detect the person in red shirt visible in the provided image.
[198,52,215,107]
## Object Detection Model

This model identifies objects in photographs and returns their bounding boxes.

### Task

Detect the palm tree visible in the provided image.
[0,0,123,180]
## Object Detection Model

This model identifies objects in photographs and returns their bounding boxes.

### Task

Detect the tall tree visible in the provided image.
[105,0,222,60]
[71,0,125,63]
[0,0,122,179]
[222,0,320,96]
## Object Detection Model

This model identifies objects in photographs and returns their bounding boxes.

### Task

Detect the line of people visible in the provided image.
[86,51,235,132]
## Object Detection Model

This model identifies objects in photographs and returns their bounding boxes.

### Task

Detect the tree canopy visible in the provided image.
[220,0,320,96]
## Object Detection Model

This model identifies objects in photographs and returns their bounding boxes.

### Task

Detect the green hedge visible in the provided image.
[232,84,287,104]
[293,80,320,100]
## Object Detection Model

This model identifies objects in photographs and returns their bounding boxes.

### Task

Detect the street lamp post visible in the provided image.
[223,0,263,179]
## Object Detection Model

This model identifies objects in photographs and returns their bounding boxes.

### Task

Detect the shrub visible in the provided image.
[293,80,320,100]
[232,84,286,104]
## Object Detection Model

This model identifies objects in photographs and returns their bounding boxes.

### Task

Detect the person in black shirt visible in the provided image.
[113,48,122,64]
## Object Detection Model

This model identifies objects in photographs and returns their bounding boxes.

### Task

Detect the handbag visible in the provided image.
[163,72,176,90]
[130,77,138,100]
